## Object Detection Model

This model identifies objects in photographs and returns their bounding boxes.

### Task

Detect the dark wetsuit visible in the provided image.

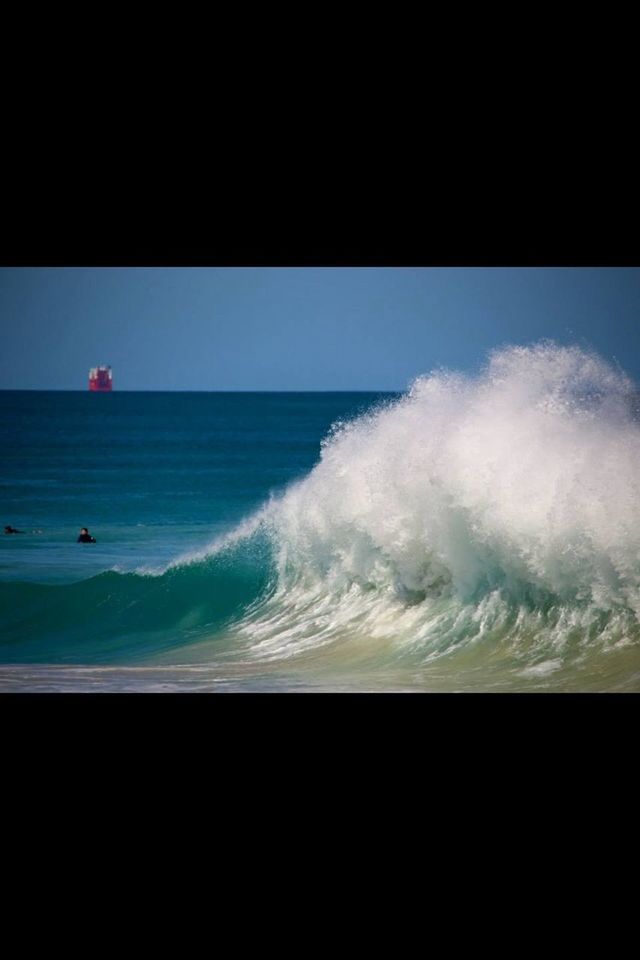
[77,533,96,543]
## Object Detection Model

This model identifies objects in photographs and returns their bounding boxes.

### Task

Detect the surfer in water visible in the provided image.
[77,527,97,543]
[4,525,24,534]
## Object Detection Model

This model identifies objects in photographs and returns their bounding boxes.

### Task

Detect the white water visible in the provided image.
[216,343,640,683]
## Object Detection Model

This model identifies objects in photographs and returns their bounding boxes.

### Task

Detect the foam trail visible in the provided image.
[135,507,272,576]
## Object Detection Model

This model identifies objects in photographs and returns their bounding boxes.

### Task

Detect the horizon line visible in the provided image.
[0,387,404,394]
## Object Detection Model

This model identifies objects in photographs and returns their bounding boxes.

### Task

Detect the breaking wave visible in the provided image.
[3,342,640,690]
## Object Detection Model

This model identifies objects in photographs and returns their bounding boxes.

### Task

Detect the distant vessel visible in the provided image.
[89,365,113,392]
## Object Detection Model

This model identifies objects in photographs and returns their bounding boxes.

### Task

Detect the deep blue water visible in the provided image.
[0,391,391,585]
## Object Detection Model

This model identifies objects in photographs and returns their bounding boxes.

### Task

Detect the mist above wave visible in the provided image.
[265,342,640,617]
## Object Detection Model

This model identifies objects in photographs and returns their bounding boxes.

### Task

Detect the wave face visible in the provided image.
[0,531,273,665]
[3,343,640,691]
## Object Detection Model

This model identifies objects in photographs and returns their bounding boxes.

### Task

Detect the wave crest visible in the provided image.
[262,342,640,621]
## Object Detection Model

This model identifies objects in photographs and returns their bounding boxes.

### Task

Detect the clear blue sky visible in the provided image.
[1,267,640,390]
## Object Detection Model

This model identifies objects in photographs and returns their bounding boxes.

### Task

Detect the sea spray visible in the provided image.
[230,343,640,675]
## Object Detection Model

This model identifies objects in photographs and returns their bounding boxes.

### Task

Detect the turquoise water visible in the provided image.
[0,390,393,686]
[0,390,377,585]
[3,344,640,692]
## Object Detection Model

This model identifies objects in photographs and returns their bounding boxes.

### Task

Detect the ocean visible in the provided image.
[2,342,640,692]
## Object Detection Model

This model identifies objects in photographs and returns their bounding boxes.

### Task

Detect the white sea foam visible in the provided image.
[232,343,640,660]
[272,345,639,597]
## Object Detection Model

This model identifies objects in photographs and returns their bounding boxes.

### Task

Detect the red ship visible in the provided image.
[89,365,113,391]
